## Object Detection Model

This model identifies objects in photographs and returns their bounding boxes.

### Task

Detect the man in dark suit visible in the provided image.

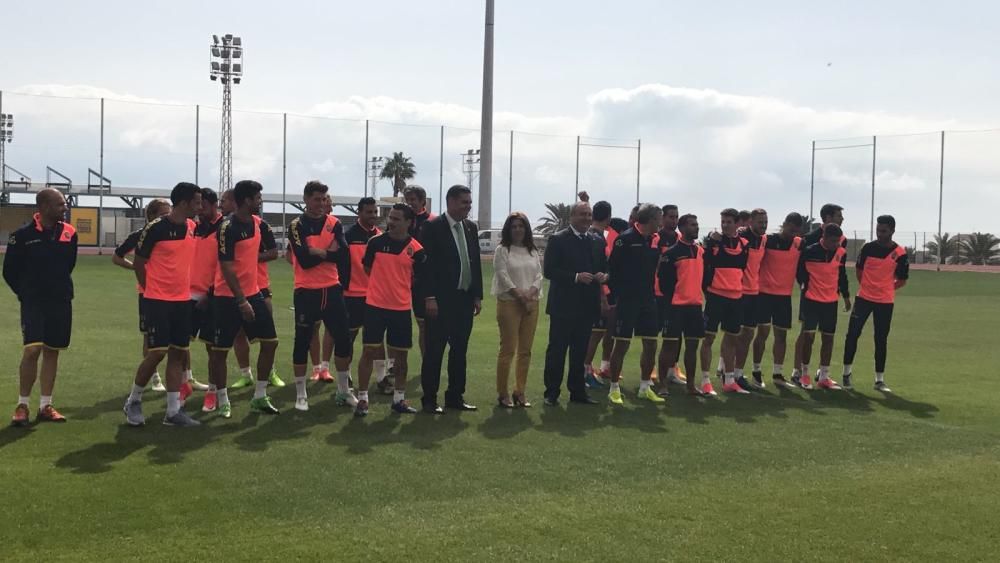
[542,201,608,405]
[418,185,483,413]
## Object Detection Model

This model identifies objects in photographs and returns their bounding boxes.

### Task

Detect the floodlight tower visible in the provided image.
[209,34,243,191]
[461,149,481,192]
[0,113,12,185]
[367,157,385,198]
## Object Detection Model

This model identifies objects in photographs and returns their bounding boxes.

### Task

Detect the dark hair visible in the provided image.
[170,182,201,205]
[877,214,896,230]
[200,187,218,205]
[403,185,427,202]
[820,203,843,222]
[446,184,471,201]
[635,203,662,225]
[784,212,804,227]
[738,210,752,222]
[500,212,537,254]
[233,180,263,207]
[608,217,629,233]
[662,204,678,215]
[750,208,767,219]
[357,197,377,212]
[593,201,612,222]
[304,180,329,198]
[391,202,415,222]
[145,199,171,222]
[678,213,697,227]
[822,223,843,238]
[720,208,739,221]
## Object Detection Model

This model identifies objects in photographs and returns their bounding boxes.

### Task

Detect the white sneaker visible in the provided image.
[188,377,209,391]
[335,391,359,408]
[667,372,687,385]
[150,374,166,392]
[294,397,309,411]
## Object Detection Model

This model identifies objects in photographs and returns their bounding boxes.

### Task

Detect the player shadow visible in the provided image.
[55,424,148,474]
[476,405,534,440]
[326,411,469,453]
[535,401,609,438]
[231,394,351,453]
[869,392,939,419]
[0,425,36,449]
[145,413,247,465]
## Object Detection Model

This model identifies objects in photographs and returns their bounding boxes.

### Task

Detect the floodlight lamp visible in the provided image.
[221,63,231,73]
[213,35,220,44]
[233,36,242,46]
[210,75,218,81]
[211,61,221,71]
[233,48,242,58]
[233,63,242,74]
[233,78,241,84]
[222,47,231,58]
[212,47,221,57]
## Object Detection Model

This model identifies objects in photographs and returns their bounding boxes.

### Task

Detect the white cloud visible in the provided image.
[5,83,997,234]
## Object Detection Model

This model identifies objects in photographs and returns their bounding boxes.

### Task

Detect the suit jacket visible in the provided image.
[543,227,607,321]
[418,214,484,303]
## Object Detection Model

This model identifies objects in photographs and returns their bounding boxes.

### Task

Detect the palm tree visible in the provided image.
[380,152,416,198]
[957,232,1000,265]
[535,203,572,234]
[924,233,959,264]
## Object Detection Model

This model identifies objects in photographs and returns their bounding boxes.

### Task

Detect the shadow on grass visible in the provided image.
[477,405,533,440]
[326,410,469,454]
[0,425,36,449]
[870,391,939,419]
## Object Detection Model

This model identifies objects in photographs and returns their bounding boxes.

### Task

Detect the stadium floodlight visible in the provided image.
[208,33,244,191]
[0,113,13,188]
[461,148,481,191]
[367,156,386,198]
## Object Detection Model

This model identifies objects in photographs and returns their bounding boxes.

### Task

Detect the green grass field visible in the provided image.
[2,257,999,561]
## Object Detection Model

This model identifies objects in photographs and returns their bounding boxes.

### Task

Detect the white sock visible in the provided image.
[639,380,651,392]
[802,364,810,377]
[387,358,395,369]
[818,366,830,381]
[312,364,322,374]
[183,369,192,383]
[701,371,711,384]
[337,371,351,394]
[217,388,230,406]
[843,364,853,376]
[735,368,744,379]
[724,372,735,385]
[321,361,330,372]
[359,390,369,402]
[717,357,724,372]
[374,359,386,380]
[17,395,30,406]
[151,372,160,381]
[208,384,217,393]
[600,360,610,371]
[875,372,884,383]
[166,392,180,416]
[792,367,801,378]
[752,363,761,373]
[240,366,252,378]
[40,395,52,409]
[393,390,405,403]
[128,385,144,403]
[774,364,784,375]
[253,380,267,399]
[295,376,307,399]
[610,381,621,392]
[666,366,676,379]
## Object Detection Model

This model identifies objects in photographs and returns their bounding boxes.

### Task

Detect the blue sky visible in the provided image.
[2,0,998,233]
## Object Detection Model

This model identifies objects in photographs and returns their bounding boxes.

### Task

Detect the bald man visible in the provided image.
[541,201,608,405]
[4,189,78,426]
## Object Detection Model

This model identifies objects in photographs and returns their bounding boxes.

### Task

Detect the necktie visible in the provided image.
[454,221,471,291]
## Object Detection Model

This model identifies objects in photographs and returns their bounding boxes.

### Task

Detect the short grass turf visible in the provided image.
[2,257,999,562]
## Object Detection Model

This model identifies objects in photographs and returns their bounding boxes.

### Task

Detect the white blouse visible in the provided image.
[491,244,543,301]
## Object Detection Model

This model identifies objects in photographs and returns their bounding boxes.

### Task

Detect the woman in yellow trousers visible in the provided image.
[492,212,543,408]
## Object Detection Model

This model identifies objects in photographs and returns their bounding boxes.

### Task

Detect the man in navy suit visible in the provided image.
[417,185,484,413]
[542,201,608,405]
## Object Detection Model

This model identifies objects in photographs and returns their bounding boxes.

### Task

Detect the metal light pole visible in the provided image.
[209,34,243,191]
[368,157,385,198]
[477,0,495,229]
[0,112,12,189]
[462,149,481,193]
[937,131,945,270]
[870,135,877,240]
[809,140,816,221]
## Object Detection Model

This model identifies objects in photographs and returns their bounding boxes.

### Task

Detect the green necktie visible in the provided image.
[454,221,471,291]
